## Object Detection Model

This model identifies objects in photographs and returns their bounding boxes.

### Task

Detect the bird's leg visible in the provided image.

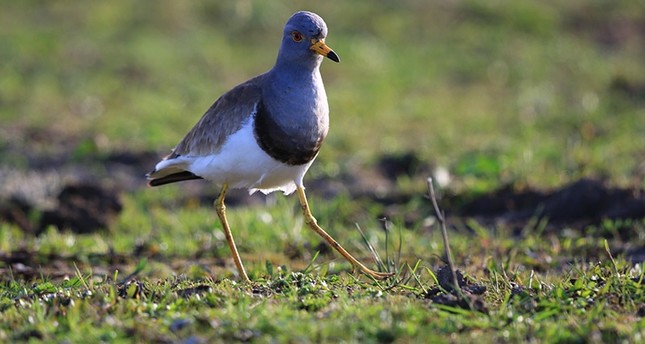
[296,187,393,280]
[215,184,251,283]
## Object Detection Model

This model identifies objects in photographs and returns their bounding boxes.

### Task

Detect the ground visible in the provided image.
[1,1,644,343]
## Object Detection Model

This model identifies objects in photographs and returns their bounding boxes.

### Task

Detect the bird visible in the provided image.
[147,11,392,282]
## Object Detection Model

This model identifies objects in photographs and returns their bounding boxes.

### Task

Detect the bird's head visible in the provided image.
[277,11,340,67]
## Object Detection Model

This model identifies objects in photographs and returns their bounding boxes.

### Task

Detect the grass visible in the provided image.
[3,0,645,188]
[1,223,643,342]
[1,0,645,342]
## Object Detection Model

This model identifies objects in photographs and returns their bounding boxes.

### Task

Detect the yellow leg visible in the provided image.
[215,184,251,283]
[296,187,393,280]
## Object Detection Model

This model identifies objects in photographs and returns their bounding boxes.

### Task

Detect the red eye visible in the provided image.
[291,31,304,42]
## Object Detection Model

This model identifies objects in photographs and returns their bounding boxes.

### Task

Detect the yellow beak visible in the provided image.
[310,39,340,62]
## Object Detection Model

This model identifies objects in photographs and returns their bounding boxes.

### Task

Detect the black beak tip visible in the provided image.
[327,50,340,63]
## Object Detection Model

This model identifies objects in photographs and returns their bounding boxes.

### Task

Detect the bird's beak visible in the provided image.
[310,39,340,63]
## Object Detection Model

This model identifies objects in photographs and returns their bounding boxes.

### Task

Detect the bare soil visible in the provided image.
[1,129,644,280]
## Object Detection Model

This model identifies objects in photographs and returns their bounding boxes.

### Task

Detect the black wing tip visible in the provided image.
[147,171,203,187]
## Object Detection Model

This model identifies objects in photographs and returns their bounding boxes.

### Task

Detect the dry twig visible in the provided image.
[426,178,461,292]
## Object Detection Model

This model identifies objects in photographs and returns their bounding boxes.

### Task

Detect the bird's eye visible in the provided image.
[291,31,304,42]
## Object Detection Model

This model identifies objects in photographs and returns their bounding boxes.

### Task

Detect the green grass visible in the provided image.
[3,0,644,188]
[1,0,645,342]
[1,222,643,342]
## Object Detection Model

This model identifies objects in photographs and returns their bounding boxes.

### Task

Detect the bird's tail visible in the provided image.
[146,155,203,187]
[147,170,203,187]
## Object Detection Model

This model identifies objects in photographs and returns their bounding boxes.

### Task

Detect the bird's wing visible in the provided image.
[171,75,264,157]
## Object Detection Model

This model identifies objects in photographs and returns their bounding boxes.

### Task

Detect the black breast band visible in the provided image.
[253,101,323,166]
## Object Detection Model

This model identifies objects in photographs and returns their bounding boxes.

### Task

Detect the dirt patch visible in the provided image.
[39,183,122,235]
[0,248,131,280]
[1,137,644,282]
[1,133,644,239]
[423,265,488,313]
[564,4,645,50]
[0,150,140,235]
[458,178,645,237]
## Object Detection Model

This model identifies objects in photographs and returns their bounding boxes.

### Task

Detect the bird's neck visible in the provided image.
[262,62,328,134]
[266,62,324,104]
[270,60,322,86]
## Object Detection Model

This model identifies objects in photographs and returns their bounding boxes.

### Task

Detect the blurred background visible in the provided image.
[1,4,644,341]
[1,0,644,241]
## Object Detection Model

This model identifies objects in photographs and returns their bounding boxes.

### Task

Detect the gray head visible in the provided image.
[275,11,340,68]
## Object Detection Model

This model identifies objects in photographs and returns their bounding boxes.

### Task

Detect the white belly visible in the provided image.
[186,119,314,195]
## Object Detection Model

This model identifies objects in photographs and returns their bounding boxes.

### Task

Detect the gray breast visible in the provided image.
[253,100,325,165]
